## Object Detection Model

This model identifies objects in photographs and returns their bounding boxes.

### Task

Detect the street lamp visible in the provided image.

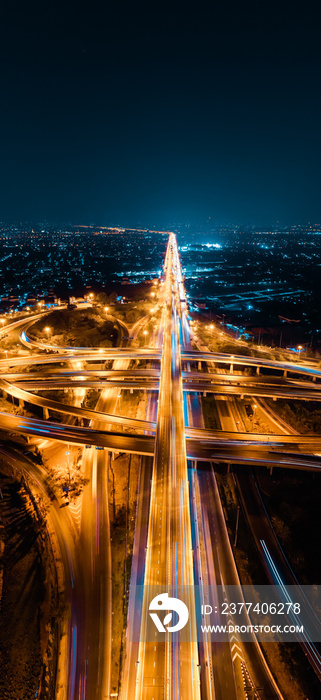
[230,355,234,374]
[0,318,5,326]
[104,306,109,314]
[143,330,148,345]
[298,345,303,360]
[45,326,50,340]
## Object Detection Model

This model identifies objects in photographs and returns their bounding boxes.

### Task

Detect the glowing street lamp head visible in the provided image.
[45,326,50,335]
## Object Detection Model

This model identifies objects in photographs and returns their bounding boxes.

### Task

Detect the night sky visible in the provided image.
[1,1,321,227]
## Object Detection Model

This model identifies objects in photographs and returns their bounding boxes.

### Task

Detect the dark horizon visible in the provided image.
[2,218,321,231]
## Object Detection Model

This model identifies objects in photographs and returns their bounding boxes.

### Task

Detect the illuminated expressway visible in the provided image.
[1,235,321,699]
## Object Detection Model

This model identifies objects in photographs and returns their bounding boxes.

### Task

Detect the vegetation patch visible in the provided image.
[200,395,224,430]
[109,453,141,696]
[265,398,321,434]
[256,469,321,584]
[215,466,321,699]
[29,308,121,347]
[0,470,58,700]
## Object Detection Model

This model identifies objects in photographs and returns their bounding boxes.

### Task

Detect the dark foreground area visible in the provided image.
[0,470,58,700]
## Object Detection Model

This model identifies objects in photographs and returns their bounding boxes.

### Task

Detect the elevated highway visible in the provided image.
[1,235,321,699]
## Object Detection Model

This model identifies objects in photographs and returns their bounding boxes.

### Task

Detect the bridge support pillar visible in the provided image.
[313,375,317,382]
[227,463,231,474]
[240,394,244,400]
[283,369,287,378]
[192,460,197,470]
[229,364,233,374]
[130,388,133,394]
[2,390,7,400]
[43,407,49,420]
[256,366,260,375]
[203,391,207,397]
[198,361,202,371]
[273,396,277,401]
[19,398,24,409]
[269,466,273,475]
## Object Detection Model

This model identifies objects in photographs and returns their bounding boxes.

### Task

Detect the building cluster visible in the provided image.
[0,221,320,349]
[177,224,321,347]
[0,224,167,313]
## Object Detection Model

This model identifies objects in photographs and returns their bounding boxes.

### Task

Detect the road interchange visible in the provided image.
[1,235,321,698]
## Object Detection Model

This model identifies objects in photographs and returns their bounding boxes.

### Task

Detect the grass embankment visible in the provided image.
[200,395,221,430]
[118,389,148,432]
[194,320,308,363]
[214,467,320,699]
[262,398,321,583]
[108,388,147,694]
[201,394,274,434]
[0,470,59,700]
[29,308,121,347]
[108,453,141,695]
[234,397,275,434]
[194,323,273,357]
[256,470,321,583]
[114,300,153,325]
[266,398,321,435]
